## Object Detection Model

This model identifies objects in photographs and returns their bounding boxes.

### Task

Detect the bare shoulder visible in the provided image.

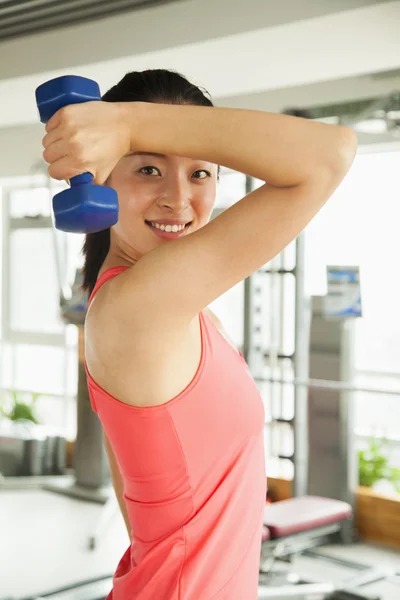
[85,279,202,409]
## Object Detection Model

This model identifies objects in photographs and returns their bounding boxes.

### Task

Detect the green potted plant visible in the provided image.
[0,390,40,424]
[358,437,400,493]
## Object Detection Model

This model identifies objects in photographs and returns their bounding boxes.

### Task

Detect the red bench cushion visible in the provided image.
[263,495,352,538]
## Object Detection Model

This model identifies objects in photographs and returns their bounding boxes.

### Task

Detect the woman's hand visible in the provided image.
[41,101,132,184]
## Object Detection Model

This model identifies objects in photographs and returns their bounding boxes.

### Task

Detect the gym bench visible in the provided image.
[258,495,397,600]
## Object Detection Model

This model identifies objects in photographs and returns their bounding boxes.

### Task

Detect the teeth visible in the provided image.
[150,222,186,232]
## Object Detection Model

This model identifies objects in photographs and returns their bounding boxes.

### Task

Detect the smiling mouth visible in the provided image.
[145,220,192,233]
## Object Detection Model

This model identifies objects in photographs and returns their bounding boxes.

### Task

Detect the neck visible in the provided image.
[101,230,141,273]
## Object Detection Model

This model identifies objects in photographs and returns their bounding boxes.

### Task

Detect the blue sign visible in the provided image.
[323,265,362,319]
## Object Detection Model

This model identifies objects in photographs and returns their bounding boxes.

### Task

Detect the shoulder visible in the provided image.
[85,265,192,364]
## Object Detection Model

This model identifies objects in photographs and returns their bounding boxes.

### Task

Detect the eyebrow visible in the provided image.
[125,151,215,169]
[127,151,167,158]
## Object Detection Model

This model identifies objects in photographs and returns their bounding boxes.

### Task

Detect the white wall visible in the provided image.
[0,0,399,177]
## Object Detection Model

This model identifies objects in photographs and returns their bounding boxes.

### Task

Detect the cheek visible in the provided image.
[117,187,153,222]
[194,187,216,220]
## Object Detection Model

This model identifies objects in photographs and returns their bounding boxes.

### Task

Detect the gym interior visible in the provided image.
[0,1,399,599]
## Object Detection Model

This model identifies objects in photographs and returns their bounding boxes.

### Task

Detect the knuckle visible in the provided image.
[60,105,79,129]
[59,105,73,123]
[69,133,81,152]
[70,137,87,164]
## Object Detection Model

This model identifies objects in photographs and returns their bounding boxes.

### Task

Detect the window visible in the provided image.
[306,147,400,442]
[0,178,82,440]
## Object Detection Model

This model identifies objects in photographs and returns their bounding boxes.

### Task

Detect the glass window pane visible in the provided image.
[34,394,76,438]
[305,150,400,375]
[10,187,52,218]
[215,171,246,208]
[9,229,64,334]
[209,281,244,349]
[1,343,70,396]
[304,149,400,438]
[354,372,400,440]
[260,273,295,356]
[283,240,296,272]
[0,189,3,338]
[66,233,85,281]
[0,341,78,437]
[261,361,294,422]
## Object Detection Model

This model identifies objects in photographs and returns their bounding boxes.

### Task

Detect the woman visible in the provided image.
[42,69,357,599]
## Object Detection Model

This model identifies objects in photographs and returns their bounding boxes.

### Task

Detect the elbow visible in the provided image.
[330,126,358,175]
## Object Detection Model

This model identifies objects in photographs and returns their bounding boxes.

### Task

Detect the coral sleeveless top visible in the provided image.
[85,266,266,599]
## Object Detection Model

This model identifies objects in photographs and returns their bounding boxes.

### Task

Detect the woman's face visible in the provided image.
[108,151,218,258]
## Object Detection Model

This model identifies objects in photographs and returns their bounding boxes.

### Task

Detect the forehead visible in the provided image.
[126,151,214,167]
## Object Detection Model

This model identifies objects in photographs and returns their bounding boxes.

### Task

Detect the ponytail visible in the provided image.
[82,229,110,295]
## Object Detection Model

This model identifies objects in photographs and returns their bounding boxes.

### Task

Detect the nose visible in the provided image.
[157,174,190,212]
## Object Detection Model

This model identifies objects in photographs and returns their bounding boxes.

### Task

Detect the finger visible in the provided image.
[42,129,63,150]
[42,139,68,164]
[45,110,61,133]
[48,157,88,182]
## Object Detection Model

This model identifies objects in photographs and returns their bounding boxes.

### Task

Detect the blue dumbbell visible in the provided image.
[35,75,119,234]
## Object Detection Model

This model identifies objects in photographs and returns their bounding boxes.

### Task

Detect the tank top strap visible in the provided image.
[88,266,129,306]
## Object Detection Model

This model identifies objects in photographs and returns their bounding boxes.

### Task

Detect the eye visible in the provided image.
[193,170,212,179]
[139,166,161,176]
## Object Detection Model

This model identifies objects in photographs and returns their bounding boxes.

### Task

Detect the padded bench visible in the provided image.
[259,496,390,600]
[262,495,352,541]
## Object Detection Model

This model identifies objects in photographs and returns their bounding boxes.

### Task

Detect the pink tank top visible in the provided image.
[85,267,266,599]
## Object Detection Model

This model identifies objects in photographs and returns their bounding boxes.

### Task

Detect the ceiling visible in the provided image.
[0,0,399,176]
[0,0,177,42]
[1,0,399,130]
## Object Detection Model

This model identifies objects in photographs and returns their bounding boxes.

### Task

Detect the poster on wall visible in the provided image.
[323,265,362,319]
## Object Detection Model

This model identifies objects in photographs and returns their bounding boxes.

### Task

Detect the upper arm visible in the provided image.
[112,166,348,326]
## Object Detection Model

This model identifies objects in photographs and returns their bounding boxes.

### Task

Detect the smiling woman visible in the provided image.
[108,149,216,247]
[40,67,356,600]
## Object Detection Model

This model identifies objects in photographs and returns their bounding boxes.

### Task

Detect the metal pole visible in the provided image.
[243,275,254,366]
[255,376,400,397]
[293,233,310,497]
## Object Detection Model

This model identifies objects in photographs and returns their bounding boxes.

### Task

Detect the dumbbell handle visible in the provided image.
[35,75,100,187]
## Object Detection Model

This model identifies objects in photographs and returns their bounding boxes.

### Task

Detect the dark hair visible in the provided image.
[82,69,216,294]
[282,107,312,119]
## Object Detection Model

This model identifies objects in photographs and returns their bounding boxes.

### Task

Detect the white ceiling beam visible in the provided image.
[0,1,399,129]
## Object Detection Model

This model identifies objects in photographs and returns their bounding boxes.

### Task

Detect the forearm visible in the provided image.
[127,102,356,187]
